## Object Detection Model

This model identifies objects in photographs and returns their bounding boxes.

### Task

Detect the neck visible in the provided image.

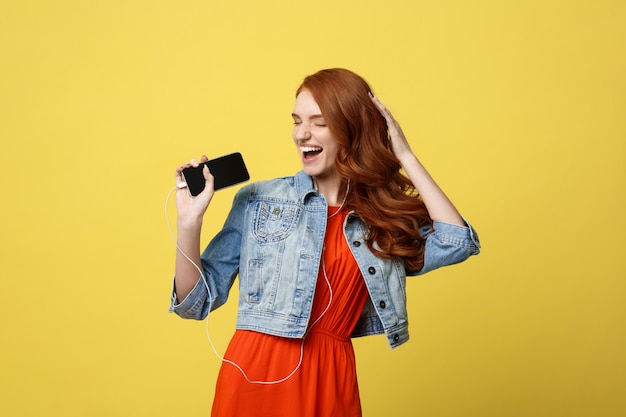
[313,176,348,206]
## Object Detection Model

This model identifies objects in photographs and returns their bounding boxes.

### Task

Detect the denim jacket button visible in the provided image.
[353,241,361,247]
[393,334,400,342]
[368,266,376,275]
[379,300,386,308]
[272,208,280,215]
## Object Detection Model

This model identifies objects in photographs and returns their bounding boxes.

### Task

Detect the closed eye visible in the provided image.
[291,112,326,127]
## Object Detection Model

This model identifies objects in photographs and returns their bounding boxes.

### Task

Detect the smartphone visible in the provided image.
[182,152,250,196]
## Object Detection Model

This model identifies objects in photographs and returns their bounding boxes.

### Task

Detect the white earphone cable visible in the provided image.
[165,186,333,385]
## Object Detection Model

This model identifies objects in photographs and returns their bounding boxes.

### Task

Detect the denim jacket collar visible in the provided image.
[294,170,317,202]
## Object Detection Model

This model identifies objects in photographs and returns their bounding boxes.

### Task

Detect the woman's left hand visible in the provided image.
[370,93,415,163]
[370,93,465,226]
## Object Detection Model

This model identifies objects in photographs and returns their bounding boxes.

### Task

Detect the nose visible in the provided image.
[293,122,312,142]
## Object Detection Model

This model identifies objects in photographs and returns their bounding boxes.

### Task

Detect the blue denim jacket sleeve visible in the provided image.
[169,186,249,319]
[411,219,481,276]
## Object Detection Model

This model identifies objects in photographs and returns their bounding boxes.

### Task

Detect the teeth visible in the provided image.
[301,146,322,152]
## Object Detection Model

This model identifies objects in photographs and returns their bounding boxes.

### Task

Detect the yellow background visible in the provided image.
[1,1,625,416]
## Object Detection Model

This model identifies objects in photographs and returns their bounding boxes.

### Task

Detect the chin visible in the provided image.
[302,167,319,177]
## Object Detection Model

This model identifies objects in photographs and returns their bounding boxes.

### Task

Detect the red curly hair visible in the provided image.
[297,68,432,271]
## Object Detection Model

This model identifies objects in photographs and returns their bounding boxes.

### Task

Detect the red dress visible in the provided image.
[211,207,370,417]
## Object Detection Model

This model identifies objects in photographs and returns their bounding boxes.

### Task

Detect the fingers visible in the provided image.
[369,92,400,135]
[199,155,212,180]
[369,92,392,118]
[175,155,208,172]
[175,161,191,181]
[174,155,210,189]
[175,165,189,192]
[369,93,411,155]
[202,164,213,183]
[369,92,383,111]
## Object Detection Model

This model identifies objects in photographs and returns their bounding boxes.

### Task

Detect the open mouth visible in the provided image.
[301,146,323,160]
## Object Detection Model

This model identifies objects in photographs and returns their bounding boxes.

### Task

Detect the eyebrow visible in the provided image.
[291,113,325,119]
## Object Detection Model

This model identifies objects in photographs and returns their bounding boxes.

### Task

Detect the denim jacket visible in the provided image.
[170,171,480,348]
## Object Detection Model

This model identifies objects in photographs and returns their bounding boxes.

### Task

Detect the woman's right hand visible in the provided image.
[175,155,215,227]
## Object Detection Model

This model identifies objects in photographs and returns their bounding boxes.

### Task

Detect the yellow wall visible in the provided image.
[1,1,624,416]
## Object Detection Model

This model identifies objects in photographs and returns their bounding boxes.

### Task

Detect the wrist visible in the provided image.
[177,214,203,231]
[397,152,419,168]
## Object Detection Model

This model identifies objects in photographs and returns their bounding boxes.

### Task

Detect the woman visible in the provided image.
[171,68,480,416]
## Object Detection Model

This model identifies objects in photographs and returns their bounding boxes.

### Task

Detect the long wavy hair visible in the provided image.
[297,68,432,271]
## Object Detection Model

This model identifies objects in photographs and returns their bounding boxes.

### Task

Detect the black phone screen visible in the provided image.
[182,152,250,196]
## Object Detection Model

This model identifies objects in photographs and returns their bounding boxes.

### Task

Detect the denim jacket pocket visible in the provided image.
[252,201,301,242]
[246,259,264,303]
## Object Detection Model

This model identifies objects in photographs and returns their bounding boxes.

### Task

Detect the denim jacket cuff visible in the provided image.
[168,276,206,318]
[432,217,481,249]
